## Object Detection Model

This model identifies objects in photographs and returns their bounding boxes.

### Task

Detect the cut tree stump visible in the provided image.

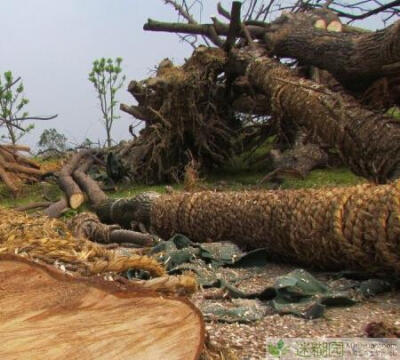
[0,255,204,360]
[57,151,89,209]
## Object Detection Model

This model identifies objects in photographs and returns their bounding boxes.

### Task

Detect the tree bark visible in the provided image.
[144,12,400,91]
[72,158,107,207]
[0,255,204,360]
[43,198,68,218]
[0,165,18,193]
[96,182,400,275]
[57,151,89,209]
[15,201,52,211]
[232,47,400,183]
[69,212,154,247]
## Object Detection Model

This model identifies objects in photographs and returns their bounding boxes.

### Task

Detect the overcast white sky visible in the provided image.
[0,0,392,150]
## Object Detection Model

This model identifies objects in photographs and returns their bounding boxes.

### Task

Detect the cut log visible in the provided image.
[0,164,18,193]
[43,197,68,218]
[1,160,43,176]
[0,255,204,360]
[73,158,107,206]
[57,151,89,209]
[15,201,52,211]
[1,144,30,152]
[69,212,155,247]
[96,181,400,275]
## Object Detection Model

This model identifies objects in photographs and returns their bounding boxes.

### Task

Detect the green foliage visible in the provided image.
[89,57,126,147]
[38,128,67,152]
[0,71,33,144]
[387,106,400,120]
[268,339,288,357]
[281,168,364,189]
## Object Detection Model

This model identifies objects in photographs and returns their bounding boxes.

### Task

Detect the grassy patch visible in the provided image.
[0,182,62,208]
[0,166,366,211]
[280,168,365,189]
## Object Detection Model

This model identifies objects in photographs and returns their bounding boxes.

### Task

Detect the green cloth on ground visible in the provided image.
[146,234,396,321]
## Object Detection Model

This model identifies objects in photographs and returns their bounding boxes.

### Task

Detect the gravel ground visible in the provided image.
[191,263,400,360]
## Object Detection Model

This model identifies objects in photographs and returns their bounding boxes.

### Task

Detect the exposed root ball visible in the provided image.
[119,47,238,183]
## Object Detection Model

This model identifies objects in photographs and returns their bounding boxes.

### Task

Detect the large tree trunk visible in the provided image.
[0,255,204,360]
[144,11,400,92]
[231,47,400,183]
[95,181,400,275]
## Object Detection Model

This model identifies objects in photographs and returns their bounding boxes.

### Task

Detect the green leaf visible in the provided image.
[277,339,285,350]
[268,345,279,356]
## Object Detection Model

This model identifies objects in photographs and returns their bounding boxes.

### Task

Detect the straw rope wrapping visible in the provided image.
[151,182,400,274]
[0,208,165,277]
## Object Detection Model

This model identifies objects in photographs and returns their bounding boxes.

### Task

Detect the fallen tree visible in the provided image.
[116,2,400,184]
[0,144,43,193]
[231,46,400,183]
[145,7,400,93]
[95,181,400,275]
[117,47,238,183]
[0,255,204,360]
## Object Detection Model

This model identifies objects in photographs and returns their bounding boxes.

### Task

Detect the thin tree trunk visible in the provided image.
[57,151,89,209]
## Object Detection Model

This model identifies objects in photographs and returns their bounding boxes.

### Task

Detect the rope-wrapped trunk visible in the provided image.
[97,183,400,274]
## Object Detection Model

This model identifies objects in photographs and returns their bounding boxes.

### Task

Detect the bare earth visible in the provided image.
[191,263,400,360]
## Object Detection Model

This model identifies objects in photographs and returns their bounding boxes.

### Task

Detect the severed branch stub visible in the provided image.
[56,150,90,209]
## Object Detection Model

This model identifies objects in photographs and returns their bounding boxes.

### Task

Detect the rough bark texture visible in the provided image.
[262,12,400,91]
[144,10,400,92]
[69,212,154,247]
[264,134,329,181]
[73,158,107,206]
[0,255,204,360]
[0,144,44,193]
[234,47,400,183]
[57,151,89,209]
[96,192,160,229]
[96,181,400,275]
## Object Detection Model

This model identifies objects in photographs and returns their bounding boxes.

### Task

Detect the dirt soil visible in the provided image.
[190,262,400,360]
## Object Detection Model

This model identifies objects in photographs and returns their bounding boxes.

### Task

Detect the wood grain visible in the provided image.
[0,255,204,360]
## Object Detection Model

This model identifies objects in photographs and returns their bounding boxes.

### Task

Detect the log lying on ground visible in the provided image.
[0,255,204,360]
[0,144,43,193]
[42,151,104,218]
[96,182,400,275]
[43,197,68,218]
[73,158,108,206]
[261,132,329,182]
[69,212,155,247]
[231,47,400,183]
[15,201,52,211]
[56,150,90,209]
